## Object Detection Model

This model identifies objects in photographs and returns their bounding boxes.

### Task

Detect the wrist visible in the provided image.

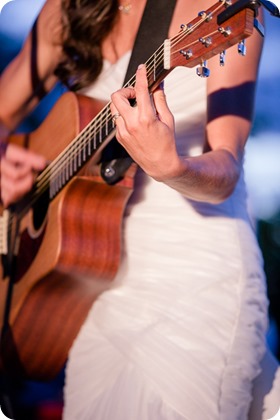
[151,155,186,183]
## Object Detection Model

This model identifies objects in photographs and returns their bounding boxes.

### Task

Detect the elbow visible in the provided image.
[210,148,242,204]
[209,171,240,204]
[0,108,22,132]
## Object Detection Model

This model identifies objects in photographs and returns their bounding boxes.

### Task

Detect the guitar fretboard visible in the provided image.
[31,41,168,208]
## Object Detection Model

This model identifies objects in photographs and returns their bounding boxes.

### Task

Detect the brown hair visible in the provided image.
[55,0,119,90]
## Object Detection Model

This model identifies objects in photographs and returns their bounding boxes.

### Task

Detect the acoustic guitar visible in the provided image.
[0,0,262,380]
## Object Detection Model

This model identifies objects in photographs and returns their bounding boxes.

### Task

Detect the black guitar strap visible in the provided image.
[123,0,177,82]
[31,17,48,100]
[100,0,177,184]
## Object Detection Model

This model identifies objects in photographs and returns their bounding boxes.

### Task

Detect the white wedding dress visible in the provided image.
[63,52,280,419]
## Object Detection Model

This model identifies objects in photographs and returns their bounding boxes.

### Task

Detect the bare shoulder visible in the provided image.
[37,0,64,46]
[33,0,64,88]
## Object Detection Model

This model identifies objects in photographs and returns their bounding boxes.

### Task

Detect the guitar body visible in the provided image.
[0,92,135,380]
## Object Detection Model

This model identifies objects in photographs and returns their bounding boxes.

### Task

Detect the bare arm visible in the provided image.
[0,0,64,206]
[0,0,63,129]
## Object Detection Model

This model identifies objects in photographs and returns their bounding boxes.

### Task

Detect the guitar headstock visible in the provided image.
[164,0,259,74]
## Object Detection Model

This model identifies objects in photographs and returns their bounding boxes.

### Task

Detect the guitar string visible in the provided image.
[15,44,176,212]
[10,1,228,225]
[34,44,165,189]
[30,8,218,195]
[12,8,225,225]
[35,29,227,199]
[29,5,223,198]
[31,50,164,198]
[12,49,164,222]
[42,0,226,186]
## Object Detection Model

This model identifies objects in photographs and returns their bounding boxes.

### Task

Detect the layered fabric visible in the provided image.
[63,53,270,419]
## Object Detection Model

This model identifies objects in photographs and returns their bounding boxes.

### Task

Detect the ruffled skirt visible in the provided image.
[63,172,268,420]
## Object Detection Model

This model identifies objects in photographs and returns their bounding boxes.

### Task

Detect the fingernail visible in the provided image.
[137,64,144,70]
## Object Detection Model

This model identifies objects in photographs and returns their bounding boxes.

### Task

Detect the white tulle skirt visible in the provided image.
[63,170,269,420]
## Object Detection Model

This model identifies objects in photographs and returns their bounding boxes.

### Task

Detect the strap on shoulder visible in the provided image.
[30,17,48,100]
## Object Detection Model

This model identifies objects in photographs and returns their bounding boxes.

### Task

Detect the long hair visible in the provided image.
[55,0,119,90]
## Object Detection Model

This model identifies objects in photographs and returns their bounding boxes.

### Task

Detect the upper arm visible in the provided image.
[205,8,264,162]
[0,0,64,130]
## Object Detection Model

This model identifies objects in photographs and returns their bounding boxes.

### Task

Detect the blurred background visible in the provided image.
[0,1,280,419]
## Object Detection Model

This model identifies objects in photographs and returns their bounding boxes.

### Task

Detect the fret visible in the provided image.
[99,125,103,145]
[153,52,157,82]
[82,143,86,162]
[105,110,109,137]
[78,145,82,167]
[62,165,66,185]
[69,161,73,178]
[95,127,101,148]
[146,45,166,91]
[66,162,69,182]
[92,131,97,150]
[0,210,9,255]
[50,179,55,199]
[57,172,61,191]
[87,132,91,155]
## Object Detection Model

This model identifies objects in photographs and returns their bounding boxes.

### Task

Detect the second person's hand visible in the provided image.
[0,143,46,208]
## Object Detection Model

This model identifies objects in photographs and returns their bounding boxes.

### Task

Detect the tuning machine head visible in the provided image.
[238,39,246,56]
[219,50,226,66]
[196,61,210,78]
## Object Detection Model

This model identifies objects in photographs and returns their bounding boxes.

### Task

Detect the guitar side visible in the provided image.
[0,92,135,379]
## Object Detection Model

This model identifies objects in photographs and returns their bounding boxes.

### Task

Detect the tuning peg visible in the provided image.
[199,37,212,48]
[238,40,246,56]
[180,49,193,59]
[180,23,193,32]
[218,26,232,37]
[198,11,213,21]
[196,61,210,78]
[219,50,226,66]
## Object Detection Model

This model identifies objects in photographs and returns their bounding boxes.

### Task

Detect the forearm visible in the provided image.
[160,148,241,204]
[0,123,10,140]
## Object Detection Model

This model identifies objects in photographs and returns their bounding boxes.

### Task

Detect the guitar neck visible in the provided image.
[19,43,168,217]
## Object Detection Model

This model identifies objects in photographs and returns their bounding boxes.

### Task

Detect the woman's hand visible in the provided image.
[0,144,46,207]
[110,64,182,181]
[110,64,241,204]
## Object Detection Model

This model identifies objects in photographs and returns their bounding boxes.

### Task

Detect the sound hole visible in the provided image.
[32,188,49,231]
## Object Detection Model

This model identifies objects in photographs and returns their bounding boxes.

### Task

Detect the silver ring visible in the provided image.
[112,112,121,126]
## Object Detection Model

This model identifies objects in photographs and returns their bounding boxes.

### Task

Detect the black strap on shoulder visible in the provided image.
[31,17,48,100]
[100,0,177,184]
[123,0,177,83]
